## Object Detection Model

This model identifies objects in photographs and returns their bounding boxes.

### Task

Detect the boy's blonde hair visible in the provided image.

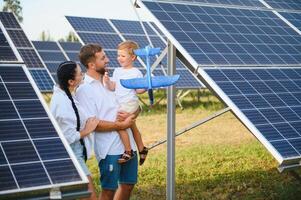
[117,40,139,57]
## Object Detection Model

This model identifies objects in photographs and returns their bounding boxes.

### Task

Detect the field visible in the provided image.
[46,90,301,199]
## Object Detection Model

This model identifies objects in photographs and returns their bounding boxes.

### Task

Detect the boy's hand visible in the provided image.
[103,72,110,85]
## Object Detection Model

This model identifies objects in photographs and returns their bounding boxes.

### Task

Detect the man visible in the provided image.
[76,43,138,200]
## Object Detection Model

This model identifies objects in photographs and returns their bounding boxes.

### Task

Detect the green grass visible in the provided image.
[87,142,301,199]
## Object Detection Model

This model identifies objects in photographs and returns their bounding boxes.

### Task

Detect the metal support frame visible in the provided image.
[167,40,176,200]
[176,89,192,110]
[148,107,230,150]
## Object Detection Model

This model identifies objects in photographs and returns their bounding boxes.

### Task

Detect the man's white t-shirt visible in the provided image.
[75,74,136,161]
[112,67,143,104]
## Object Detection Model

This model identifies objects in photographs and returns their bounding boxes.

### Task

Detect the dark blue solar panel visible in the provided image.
[18,49,45,68]
[78,32,122,49]
[0,12,21,29]
[65,52,80,61]
[0,29,17,61]
[111,20,157,35]
[280,12,301,31]
[162,0,264,8]
[59,42,82,51]
[0,13,55,92]
[32,41,61,51]
[7,30,31,48]
[265,0,301,11]
[0,65,84,196]
[143,1,301,66]
[205,68,301,162]
[29,69,54,91]
[66,16,115,32]
[38,51,67,62]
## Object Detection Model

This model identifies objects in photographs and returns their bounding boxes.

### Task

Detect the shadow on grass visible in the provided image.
[132,168,301,200]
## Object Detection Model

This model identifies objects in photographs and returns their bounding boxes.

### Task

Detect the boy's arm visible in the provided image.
[135,89,146,94]
[95,115,135,132]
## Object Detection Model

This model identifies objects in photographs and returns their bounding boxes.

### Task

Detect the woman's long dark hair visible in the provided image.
[57,61,87,161]
[57,61,80,132]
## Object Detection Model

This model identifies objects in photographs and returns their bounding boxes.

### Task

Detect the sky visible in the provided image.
[0,0,153,40]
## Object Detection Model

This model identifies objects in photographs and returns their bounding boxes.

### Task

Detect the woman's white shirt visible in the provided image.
[50,86,93,158]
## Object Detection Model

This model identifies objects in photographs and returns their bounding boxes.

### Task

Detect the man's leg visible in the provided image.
[98,155,121,200]
[99,189,115,200]
[113,184,134,200]
[115,153,138,200]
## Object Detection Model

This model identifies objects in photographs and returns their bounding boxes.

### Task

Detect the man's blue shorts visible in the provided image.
[98,153,138,190]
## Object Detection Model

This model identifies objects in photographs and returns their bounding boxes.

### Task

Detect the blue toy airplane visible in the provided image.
[120,45,180,105]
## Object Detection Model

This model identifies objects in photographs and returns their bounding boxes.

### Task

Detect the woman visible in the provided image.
[50,61,98,200]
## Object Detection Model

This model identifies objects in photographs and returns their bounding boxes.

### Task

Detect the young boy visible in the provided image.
[103,40,148,165]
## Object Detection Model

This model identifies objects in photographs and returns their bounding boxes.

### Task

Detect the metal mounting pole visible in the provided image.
[167,40,176,200]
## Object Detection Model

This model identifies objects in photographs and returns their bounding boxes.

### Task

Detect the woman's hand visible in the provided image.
[80,117,99,138]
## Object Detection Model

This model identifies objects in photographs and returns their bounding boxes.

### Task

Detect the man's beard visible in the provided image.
[96,67,106,75]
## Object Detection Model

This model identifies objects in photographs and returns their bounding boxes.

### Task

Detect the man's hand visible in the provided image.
[117,111,131,121]
[117,108,140,121]
[116,114,135,130]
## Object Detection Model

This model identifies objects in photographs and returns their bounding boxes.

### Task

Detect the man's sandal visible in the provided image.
[118,150,135,164]
[139,147,148,166]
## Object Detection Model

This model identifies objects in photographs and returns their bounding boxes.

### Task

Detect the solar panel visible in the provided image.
[78,32,122,49]
[0,29,17,62]
[142,1,301,66]
[59,41,82,51]
[111,20,157,35]
[264,0,301,11]
[205,68,301,162]
[279,12,301,31]
[30,69,57,92]
[66,16,115,33]
[0,12,21,29]
[140,0,301,167]
[0,12,55,92]
[32,41,68,82]
[161,0,265,8]
[0,65,87,198]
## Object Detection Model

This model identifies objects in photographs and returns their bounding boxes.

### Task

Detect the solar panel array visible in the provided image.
[33,41,85,83]
[264,0,301,11]
[140,0,301,167]
[66,16,203,89]
[0,12,55,92]
[0,12,88,198]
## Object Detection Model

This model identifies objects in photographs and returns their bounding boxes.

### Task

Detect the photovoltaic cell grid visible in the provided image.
[264,0,301,11]
[0,65,84,196]
[0,12,55,92]
[141,0,301,165]
[0,28,17,62]
[33,41,86,83]
[162,0,265,8]
[205,68,301,161]
[279,12,301,31]
[33,41,68,82]
[143,1,301,66]
[59,42,86,71]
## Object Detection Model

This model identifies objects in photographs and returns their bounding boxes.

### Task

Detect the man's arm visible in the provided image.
[95,115,135,132]
[117,107,141,121]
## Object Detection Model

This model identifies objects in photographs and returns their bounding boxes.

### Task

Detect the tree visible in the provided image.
[39,30,53,41]
[65,31,79,42]
[2,0,23,22]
